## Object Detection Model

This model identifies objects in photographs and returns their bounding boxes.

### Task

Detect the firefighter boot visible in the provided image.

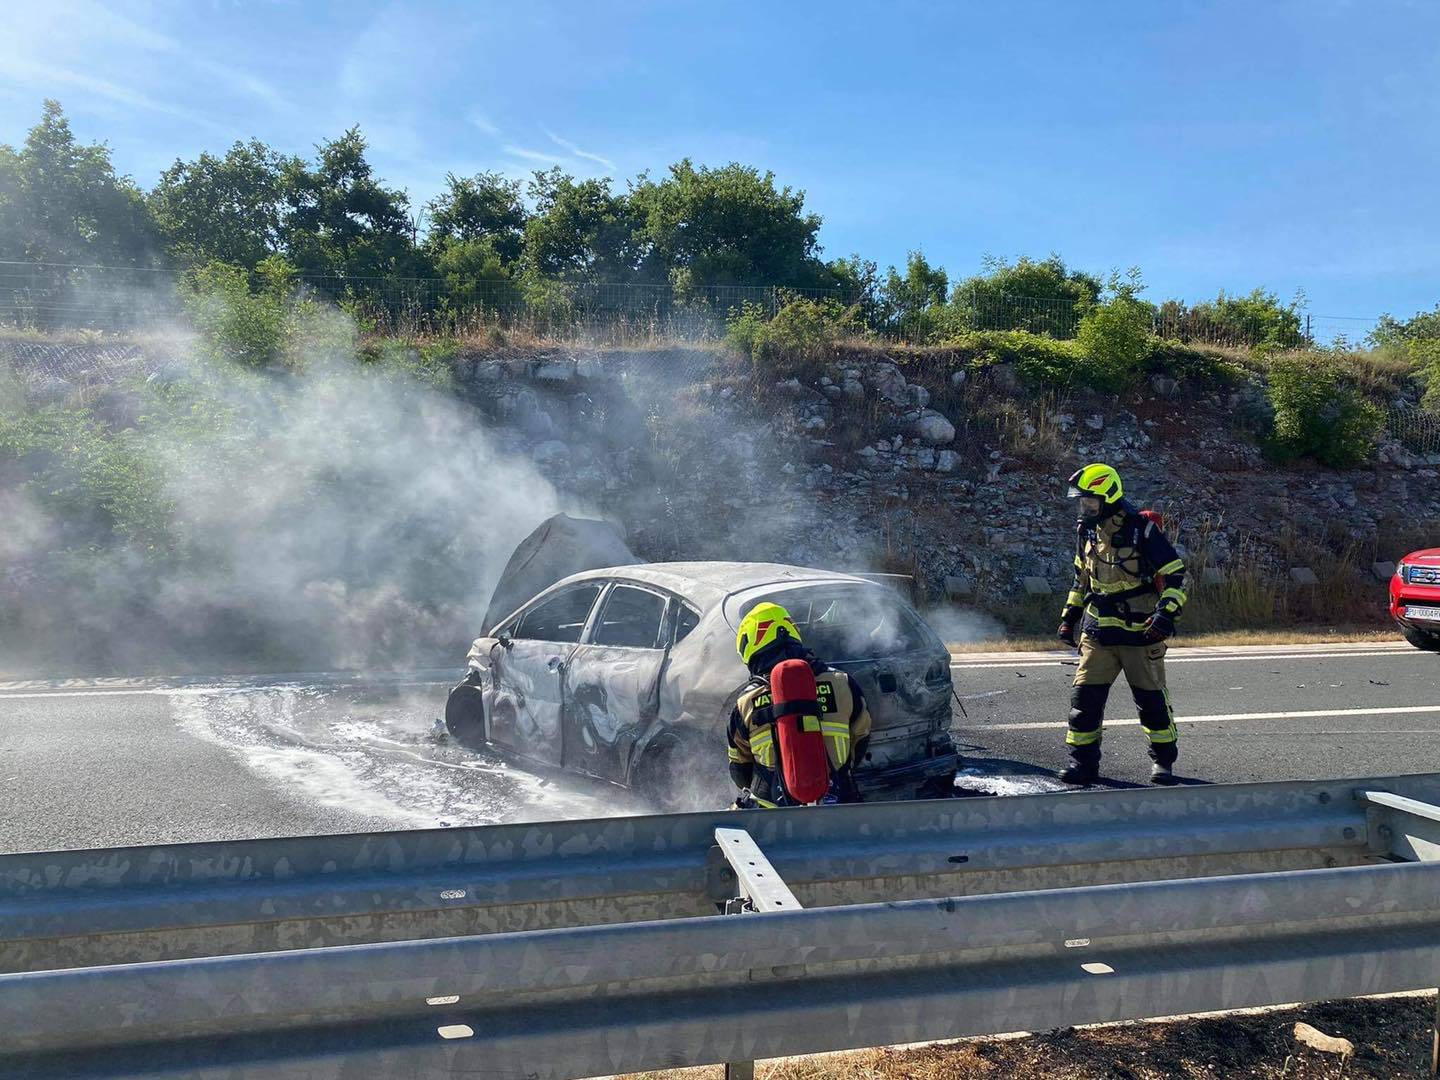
[1061,683,1109,784]
[1060,758,1100,785]
[1133,686,1178,785]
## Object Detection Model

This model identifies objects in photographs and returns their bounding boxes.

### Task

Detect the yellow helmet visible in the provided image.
[1067,462,1123,504]
[736,602,802,666]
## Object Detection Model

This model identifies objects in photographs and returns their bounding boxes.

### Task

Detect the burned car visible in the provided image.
[446,518,959,809]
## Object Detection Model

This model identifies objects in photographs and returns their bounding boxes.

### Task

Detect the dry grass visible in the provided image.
[614,994,1432,1080]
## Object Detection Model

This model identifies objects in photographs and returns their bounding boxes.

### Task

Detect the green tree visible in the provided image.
[424,171,527,265]
[628,160,827,292]
[1160,288,1304,349]
[827,254,883,327]
[280,128,417,282]
[150,139,292,268]
[880,250,952,341]
[520,168,641,282]
[1075,269,1153,390]
[952,254,1102,337]
[1371,302,1440,348]
[0,100,159,328]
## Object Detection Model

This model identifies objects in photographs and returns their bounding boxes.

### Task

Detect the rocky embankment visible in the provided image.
[454,346,1439,616]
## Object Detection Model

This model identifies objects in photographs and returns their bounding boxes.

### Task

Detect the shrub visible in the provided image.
[182,256,309,368]
[1075,273,1154,391]
[722,301,773,360]
[723,297,861,371]
[1266,356,1384,468]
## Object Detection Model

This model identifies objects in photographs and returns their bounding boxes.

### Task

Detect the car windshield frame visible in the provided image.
[732,582,937,663]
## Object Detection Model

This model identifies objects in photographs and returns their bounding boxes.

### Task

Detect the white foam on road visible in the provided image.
[954,768,1072,796]
[170,684,622,829]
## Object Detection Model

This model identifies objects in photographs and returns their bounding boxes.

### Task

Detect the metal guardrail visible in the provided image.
[4,773,1440,1078]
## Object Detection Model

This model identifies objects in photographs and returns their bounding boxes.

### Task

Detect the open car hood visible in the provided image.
[482,514,641,633]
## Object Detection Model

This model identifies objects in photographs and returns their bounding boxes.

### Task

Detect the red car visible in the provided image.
[1391,548,1440,651]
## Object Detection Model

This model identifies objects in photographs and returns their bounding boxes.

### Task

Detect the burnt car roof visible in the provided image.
[558,561,880,613]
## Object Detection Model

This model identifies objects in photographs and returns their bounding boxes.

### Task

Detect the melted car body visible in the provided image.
[449,552,959,810]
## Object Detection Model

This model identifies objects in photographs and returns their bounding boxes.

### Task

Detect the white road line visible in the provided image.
[954,649,1417,670]
[0,689,166,699]
[986,704,1440,731]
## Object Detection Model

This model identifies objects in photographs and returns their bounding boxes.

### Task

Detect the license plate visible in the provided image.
[1407,605,1440,623]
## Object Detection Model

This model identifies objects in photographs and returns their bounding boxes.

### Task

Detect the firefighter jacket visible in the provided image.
[1062,502,1187,647]
[726,657,872,807]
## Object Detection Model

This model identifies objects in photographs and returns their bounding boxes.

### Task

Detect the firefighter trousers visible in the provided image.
[1066,639,1178,767]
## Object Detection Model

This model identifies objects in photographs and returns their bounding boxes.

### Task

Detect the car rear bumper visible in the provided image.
[855,742,959,800]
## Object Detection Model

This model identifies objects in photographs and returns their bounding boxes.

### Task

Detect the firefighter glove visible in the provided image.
[1143,611,1175,643]
[1057,620,1079,648]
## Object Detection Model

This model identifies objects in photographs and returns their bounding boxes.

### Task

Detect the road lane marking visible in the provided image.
[0,689,166,699]
[954,649,1419,670]
[984,704,1440,731]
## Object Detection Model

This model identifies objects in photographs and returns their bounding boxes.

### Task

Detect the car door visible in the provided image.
[486,582,603,767]
[562,583,671,783]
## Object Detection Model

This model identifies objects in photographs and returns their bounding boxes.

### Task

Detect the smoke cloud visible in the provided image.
[918,605,1005,646]
[0,315,577,676]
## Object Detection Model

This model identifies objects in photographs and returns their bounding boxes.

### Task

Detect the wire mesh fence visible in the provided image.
[1388,402,1440,456]
[0,258,1422,355]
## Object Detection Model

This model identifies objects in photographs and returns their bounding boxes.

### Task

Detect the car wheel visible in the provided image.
[445,674,487,749]
[1401,625,1440,652]
[633,735,708,813]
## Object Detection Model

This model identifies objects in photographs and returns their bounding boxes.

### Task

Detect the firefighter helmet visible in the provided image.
[1068,463,1123,503]
[1068,463,1123,525]
[736,602,802,667]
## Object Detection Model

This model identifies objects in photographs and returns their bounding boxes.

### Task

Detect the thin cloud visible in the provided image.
[545,129,614,170]
[468,109,501,137]
[503,144,567,167]
[2,0,292,116]
[0,57,228,134]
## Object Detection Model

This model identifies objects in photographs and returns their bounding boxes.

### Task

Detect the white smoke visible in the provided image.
[0,316,577,675]
[919,604,1004,646]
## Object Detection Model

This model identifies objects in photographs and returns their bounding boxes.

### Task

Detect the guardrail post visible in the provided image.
[716,827,803,1079]
[1432,992,1440,1077]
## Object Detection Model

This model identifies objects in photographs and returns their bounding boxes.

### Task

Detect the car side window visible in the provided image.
[514,584,602,644]
[673,604,701,645]
[591,585,667,649]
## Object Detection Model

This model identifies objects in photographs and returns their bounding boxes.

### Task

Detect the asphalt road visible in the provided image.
[952,639,1440,793]
[3,641,1439,854]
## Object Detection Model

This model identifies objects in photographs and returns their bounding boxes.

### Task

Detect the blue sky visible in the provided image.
[3,0,1438,331]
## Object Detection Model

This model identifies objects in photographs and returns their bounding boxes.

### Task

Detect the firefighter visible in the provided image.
[726,602,872,807]
[1057,463,1187,786]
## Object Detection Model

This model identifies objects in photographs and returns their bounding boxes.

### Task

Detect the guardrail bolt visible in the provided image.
[1342,827,1357,839]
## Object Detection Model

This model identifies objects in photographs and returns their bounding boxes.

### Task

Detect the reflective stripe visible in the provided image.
[727,746,744,762]
[1157,559,1185,576]
[1093,576,1146,595]
[753,795,779,809]
[1065,590,1085,608]
[820,721,849,735]
[1066,728,1102,746]
[750,729,775,766]
[1160,587,1187,606]
[1144,721,1178,744]
[1084,608,1148,630]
